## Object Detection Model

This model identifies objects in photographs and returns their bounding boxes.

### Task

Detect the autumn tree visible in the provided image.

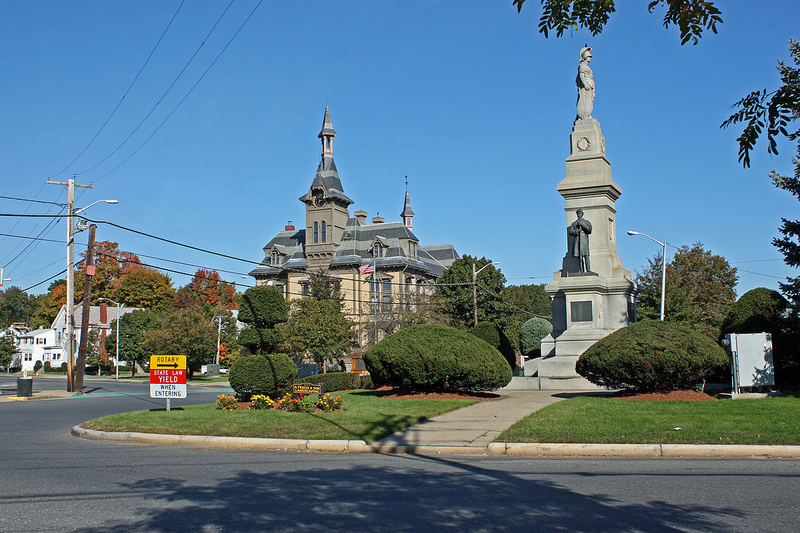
[635,242,738,338]
[116,268,175,312]
[105,309,159,377]
[75,241,142,303]
[173,269,237,312]
[144,307,217,375]
[513,0,722,45]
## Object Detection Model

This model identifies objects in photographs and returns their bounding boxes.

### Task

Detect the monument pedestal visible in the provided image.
[534,117,636,390]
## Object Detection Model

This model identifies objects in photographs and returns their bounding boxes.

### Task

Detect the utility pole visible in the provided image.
[74,224,96,392]
[47,176,93,392]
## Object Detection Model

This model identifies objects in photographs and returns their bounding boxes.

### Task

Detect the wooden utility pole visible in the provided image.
[74,224,96,392]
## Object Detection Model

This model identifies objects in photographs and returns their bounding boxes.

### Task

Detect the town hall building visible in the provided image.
[248,107,458,344]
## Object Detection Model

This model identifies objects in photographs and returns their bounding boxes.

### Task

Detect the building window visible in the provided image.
[302,283,310,296]
[370,279,392,312]
[313,222,319,243]
[321,221,327,243]
[373,244,383,258]
[270,250,280,265]
[408,241,417,259]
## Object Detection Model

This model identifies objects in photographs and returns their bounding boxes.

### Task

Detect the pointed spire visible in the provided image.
[319,106,336,157]
[401,177,415,231]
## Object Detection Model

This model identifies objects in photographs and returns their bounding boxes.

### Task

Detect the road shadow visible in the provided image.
[73,456,745,533]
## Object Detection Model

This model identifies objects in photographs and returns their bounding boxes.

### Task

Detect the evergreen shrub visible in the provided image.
[576,319,729,391]
[363,324,512,392]
[33,360,43,372]
[519,317,553,356]
[469,321,516,369]
[228,353,297,401]
[44,361,52,372]
[296,372,372,391]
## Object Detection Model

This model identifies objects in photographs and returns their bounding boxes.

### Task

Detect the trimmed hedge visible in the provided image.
[469,321,516,369]
[576,319,730,391]
[295,372,373,391]
[228,353,297,400]
[519,317,553,356]
[363,324,512,392]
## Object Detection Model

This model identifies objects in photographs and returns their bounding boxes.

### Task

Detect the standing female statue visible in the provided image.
[576,46,594,120]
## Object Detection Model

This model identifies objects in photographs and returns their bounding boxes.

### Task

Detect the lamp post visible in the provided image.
[473,261,500,326]
[65,196,118,391]
[98,297,122,380]
[627,230,667,321]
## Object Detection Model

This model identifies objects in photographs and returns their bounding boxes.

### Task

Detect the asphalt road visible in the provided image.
[1,375,798,532]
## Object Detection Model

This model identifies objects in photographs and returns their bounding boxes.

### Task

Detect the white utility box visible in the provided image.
[723,332,774,393]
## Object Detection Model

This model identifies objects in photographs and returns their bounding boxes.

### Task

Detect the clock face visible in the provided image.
[313,195,325,207]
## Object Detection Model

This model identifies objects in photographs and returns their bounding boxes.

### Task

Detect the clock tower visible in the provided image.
[300,107,354,268]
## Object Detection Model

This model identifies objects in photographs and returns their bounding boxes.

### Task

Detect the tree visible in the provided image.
[436,255,506,328]
[0,287,33,328]
[144,307,217,375]
[723,40,800,304]
[116,268,175,312]
[75,241,142,303]
[105,309,159,377]
[513,0,722,45]
[0,334,16,372]
[635,242,738,338]
[282,298,356,372]
[237,285,288,355]
[173,269,237,312]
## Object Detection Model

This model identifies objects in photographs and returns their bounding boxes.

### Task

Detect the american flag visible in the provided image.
[359,261,375,274]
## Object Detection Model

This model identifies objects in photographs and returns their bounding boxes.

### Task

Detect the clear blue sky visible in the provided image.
[1,1,798,298]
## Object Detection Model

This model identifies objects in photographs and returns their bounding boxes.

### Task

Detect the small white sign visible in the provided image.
[150,383,187,399]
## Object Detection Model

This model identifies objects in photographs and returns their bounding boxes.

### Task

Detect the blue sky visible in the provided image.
[1,1,798,298]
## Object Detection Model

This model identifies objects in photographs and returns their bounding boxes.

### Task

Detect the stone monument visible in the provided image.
[529,47,637,389]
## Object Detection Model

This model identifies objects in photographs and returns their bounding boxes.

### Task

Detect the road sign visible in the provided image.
[150,355,188,401]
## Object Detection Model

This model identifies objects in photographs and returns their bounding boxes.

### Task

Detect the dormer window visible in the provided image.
[373,243,384,258]
[408,241,417,259]
[269,250,280,266]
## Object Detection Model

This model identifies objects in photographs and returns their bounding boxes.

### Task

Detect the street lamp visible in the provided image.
[627,230,667,321]
[65,197,117,392]
[473,261,500,326]
[97,297,123,380]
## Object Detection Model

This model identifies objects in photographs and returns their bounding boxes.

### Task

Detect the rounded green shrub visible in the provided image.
[576,319,730,392]
[228,353,297,400]
[720,287,787,337]
[296,372,373,391]
[519,317,553,356]
[363,324,512,392]
[470,321,516,369]
[33,360,43,372]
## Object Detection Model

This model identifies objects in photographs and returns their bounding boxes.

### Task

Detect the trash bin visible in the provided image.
[16,377,33,397]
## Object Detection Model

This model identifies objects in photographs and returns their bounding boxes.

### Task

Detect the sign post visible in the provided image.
[149,355,187,412]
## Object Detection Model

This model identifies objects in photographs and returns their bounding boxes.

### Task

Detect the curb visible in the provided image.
[71,426,800,458]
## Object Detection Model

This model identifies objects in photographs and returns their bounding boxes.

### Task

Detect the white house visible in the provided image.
[15,327,64,372]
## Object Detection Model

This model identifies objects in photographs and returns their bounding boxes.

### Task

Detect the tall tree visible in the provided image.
[116,268,175,312]
[723,39,800,304]
[282,298,356,373]
[173,269,237,312]
[105,309,159,377]
[144,307,217,375]
[0,287,33,328]
[436,255,506,328]
[513,0,722,45]
[636,242,738,338]
[0,334,16,372]
[28,280,66,329]
[75,241,142,303]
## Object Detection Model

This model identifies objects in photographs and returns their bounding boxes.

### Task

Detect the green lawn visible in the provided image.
[85,391,475,444]
[498,395,800,445]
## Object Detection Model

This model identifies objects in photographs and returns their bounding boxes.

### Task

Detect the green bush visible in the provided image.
[519,317,553,356]
[469,321,516,369]
[363,324,512,392]
[60,362,68,373]
[44,361,52,372]
[576,319,730,392]
[228,353,297,401]
[719,287,798,386]
[296,372,373,391]
[33,360,43,372]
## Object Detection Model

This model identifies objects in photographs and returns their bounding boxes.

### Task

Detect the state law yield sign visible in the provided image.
[149,355,187,399]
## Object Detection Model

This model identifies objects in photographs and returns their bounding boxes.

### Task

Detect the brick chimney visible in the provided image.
[100,303,108,325]
[285,220,295,231]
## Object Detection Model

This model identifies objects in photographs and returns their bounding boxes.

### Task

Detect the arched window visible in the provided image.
[321,221,327,243]
[313,222,319,243]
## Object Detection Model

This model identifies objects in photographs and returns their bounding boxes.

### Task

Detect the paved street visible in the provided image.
[1,375,799,532]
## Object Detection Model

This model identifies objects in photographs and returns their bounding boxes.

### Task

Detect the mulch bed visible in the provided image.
[613,390,717,401]
[374,386,498,401]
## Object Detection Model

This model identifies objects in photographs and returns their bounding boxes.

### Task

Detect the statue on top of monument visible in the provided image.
[576,46,594,121]
[568,209,592,273]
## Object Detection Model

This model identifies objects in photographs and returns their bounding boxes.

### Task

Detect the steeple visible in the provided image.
[319,105,336,158]
[401,178,415,231]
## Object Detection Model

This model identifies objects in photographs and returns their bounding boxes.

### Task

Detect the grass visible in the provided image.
[85,390,475,444]
[498,394,800,445]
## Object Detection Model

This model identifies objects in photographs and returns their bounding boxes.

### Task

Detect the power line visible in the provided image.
[0,195,66,206]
